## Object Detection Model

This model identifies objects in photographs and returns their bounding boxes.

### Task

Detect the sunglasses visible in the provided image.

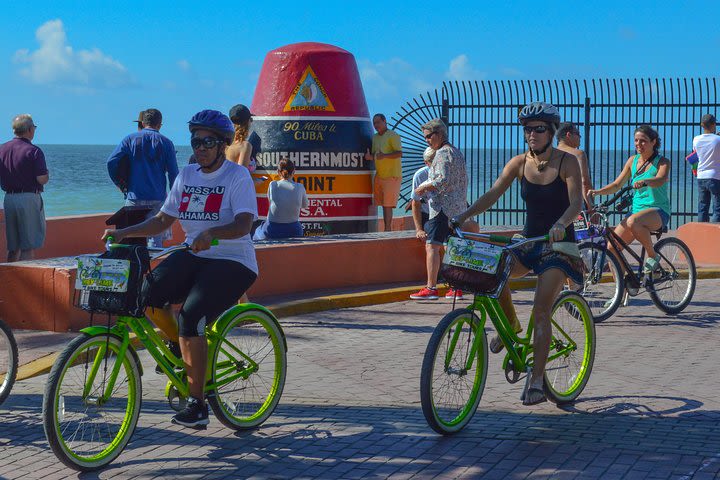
[523,125,550,134]
[191,136,223,150]
[424,131,437,140]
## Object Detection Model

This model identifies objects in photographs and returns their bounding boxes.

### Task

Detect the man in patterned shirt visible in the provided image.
[410,118,468,300]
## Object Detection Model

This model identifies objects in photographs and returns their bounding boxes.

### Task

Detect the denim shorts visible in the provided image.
[426,211,451,245]
[626,208,670,229]
[513,242,584,285]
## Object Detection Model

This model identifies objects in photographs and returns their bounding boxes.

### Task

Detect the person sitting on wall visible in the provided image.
[253,158,308,241]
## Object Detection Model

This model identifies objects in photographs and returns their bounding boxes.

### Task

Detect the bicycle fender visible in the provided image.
[76,328,145,377]
[211,303,288,351]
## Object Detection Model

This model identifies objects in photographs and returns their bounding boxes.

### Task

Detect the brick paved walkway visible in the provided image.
[1,281,719,479]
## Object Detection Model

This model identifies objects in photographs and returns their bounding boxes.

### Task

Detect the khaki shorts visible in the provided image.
[4,192,46,251]
[373,176,401,207]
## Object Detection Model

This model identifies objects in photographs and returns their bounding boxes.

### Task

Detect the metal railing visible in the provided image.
[391,78,720,228]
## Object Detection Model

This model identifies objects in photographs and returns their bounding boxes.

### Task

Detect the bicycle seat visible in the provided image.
[651,226,668,235]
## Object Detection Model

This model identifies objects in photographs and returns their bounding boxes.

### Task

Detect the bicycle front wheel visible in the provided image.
[420,308,487,435]
[0,319,18,405]
[42,333,142,472]
[649,237,696,315]
[544,291,595,404]
[578,242,624,322]
[208,308,287,430]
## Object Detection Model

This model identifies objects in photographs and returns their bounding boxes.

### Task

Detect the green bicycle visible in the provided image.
[420,230,595,434]
[42,242,287,471]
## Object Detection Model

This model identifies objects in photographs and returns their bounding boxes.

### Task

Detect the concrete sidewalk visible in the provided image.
[12,267,720,383]
[1,278,719,478]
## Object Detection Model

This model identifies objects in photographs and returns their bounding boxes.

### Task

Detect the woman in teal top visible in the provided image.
[588,125,671,273]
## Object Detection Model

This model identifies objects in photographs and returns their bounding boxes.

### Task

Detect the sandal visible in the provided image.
[489,335,504,354]
[521,373,547,405]
[522,385,547,406]
[489,326,523,354]
[643,256,660,274]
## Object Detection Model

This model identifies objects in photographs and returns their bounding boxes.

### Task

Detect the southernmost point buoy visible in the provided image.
[250,42,374,236]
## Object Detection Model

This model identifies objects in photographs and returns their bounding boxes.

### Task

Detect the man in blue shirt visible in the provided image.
[107,108,178,247]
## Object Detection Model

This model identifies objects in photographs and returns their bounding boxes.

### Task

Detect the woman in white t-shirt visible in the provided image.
[253,158,308,240]
[102,110,257,429]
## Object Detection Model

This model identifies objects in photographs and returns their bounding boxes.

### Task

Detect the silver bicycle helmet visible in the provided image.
[518,102,561,129]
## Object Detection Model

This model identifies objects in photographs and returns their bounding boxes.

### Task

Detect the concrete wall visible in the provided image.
[0,211,424,331]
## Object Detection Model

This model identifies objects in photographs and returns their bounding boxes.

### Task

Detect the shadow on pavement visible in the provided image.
[2,393,720,478]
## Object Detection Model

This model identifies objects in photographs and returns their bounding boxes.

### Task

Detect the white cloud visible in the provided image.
[445,54,486,81]
[358,58,434,101]
[13,19,134,90]
[177,59,191,71]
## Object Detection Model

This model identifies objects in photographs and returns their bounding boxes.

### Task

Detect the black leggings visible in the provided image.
[142,251,257,337]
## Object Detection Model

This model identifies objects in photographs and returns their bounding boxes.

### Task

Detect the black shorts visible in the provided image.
[142,250,257,337]
[426,211,451,245]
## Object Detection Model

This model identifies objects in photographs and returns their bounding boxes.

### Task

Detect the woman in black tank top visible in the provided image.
[452,102,583,406]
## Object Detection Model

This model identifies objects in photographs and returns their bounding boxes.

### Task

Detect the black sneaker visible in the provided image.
[171,397,209,429]
[155,341,183,375]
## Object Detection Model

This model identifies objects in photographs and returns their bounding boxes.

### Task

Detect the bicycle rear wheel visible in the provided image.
[420,309,487,435]
[544,291,595,404]
[578,242,624,322]
[0,319,18,405]
[649,237,696,315]
[208,308,287,430]
[42,333,142,471]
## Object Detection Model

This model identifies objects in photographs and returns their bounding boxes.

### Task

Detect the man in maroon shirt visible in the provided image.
[0,114,49,261]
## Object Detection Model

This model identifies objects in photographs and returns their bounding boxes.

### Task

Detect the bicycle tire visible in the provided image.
[543,291,595,404]
[0,319,18,405]
[420,308,487,435]
[649,237,697,315]
[207,308,287,430]
[42,333,142,472]
[578,242,624,322]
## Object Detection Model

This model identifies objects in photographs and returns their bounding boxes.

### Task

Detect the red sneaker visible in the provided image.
[410,287,439,300]
[445,289,464,300]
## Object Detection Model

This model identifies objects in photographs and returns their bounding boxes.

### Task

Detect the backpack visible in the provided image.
[82,245,150,317]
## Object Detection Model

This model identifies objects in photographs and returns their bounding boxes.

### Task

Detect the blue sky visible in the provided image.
[0,1,714,145]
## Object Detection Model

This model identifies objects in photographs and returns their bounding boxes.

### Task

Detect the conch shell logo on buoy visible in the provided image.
[283,66,335,112]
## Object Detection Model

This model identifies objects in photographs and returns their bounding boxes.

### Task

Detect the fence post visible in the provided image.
[441,97,450,127]
[583,96,591,154]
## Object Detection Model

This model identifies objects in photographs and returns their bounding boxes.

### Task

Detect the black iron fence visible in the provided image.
[390,78,719,228]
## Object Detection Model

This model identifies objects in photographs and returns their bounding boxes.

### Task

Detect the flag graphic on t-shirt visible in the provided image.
[179,185,225,221]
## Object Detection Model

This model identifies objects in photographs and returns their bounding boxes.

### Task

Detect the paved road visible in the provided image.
[1,281,719,479]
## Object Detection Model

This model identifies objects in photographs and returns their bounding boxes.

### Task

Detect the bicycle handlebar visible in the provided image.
[591,185,634,210]
[104,236,219,260]
[453,228,550,249]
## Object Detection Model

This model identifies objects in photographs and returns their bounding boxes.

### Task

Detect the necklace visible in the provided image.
[530,150,552,172]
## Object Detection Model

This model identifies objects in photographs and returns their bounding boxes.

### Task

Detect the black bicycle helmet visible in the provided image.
[518,102,561,130]
[188,110,235,145]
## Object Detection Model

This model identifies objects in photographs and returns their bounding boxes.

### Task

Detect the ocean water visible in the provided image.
[3,145,699,227]
[10,144,194,218]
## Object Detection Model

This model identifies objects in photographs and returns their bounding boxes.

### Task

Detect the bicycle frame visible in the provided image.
[447,230,580,375]
[583,187,668,288]
[78,307,268,404]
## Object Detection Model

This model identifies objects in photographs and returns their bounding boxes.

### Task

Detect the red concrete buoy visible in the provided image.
[250,42,374,236]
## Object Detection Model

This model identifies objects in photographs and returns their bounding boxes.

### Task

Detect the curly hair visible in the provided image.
[634,125,661,155]
[233,122,250,143]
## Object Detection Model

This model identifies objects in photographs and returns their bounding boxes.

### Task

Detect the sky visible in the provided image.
[0,0,715,145]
